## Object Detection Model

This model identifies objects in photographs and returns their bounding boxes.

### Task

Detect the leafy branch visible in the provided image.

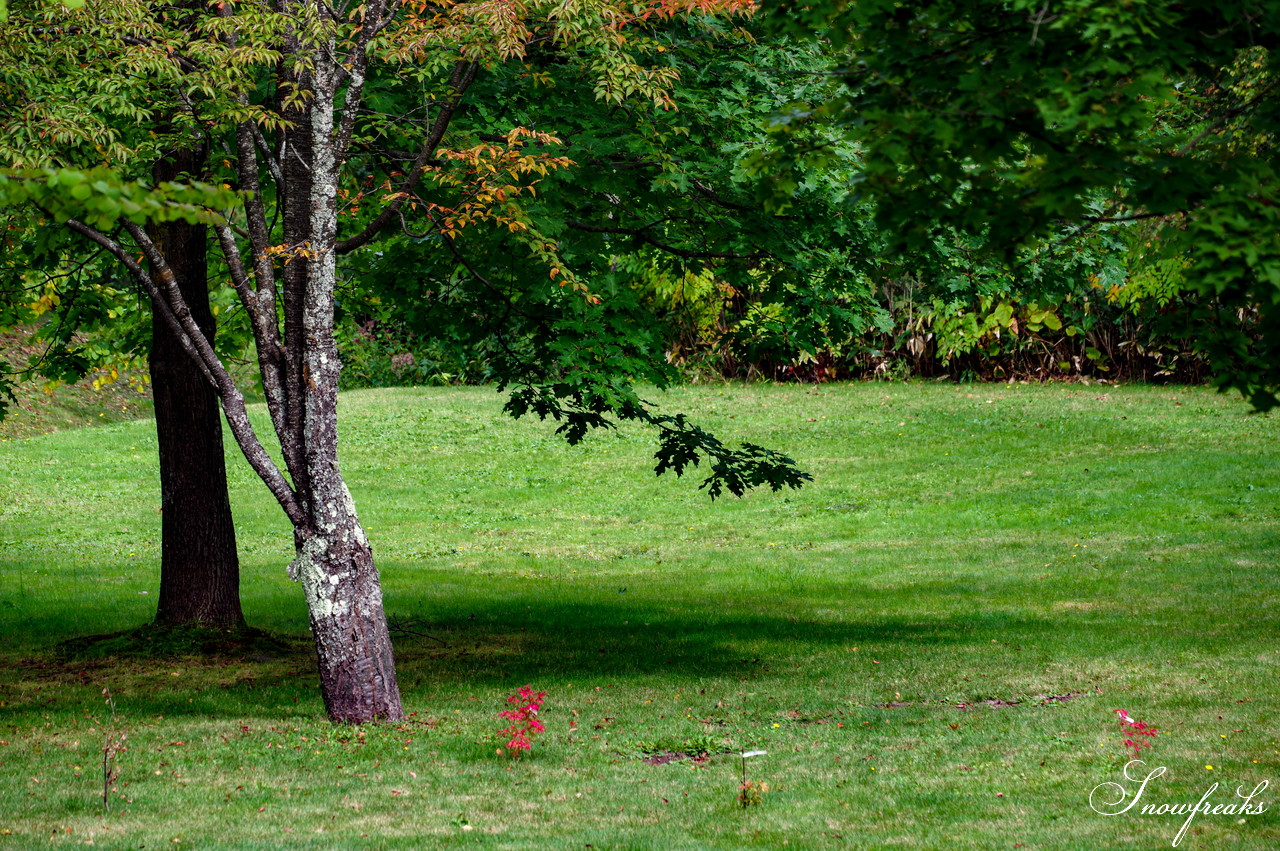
[503,383,811,499]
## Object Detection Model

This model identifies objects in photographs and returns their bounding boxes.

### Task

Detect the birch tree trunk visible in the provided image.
[289,491,401,721]
[59,0,435,722]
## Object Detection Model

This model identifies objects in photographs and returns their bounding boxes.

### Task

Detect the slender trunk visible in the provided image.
[148,146,244,628]
[279,24,313,509]
[279,45,404,721]
[101,0,408,719]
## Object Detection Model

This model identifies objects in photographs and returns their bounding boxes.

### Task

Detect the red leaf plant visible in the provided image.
[1115,709,1158,760]
[498,686,546,756]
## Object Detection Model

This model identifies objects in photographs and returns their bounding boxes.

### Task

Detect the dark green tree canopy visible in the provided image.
[762,0,1280,407]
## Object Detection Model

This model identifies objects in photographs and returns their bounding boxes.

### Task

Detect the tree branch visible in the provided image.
[118,220,306,528]
[226,120,301,468]
[59,217,215,385]
[335,60,479,255]
[119,34,202,74]
[1174,76,1280,158]
[213,221,291,439]
[332,0,395,163]
[691,180,756,214]
[249,122,284,185]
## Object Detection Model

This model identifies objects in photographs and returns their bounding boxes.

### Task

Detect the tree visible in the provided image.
[342,16,883,386]
[0,3,245,628]
[0,176,247,629]
[760,0,1280,405]
[4,0,806,722]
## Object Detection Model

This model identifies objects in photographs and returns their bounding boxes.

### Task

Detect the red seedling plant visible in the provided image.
[1115,709,1158,759]
[498,686,546,756]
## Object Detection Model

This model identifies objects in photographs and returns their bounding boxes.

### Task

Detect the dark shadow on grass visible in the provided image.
[381,594,1121,687]
[1,581,1259,719]
[0,602,1014,719]
[56,622,298,662]
[0,622,322,721]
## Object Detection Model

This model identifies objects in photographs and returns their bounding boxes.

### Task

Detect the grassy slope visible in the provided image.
[0,328,153,440]
[0,382,1277,849]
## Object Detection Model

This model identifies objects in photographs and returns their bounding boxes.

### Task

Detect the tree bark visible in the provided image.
[148,146,245,628]
[289,493,401,721]
[284,56,404,721]
[85,0,407,721]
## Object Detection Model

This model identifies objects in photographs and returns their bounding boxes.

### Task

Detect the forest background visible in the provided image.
[4,0,1273,413]
[1,2,1278,846]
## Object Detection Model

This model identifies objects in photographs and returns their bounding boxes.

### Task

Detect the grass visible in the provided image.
[0,328,154,441]
[1,381,1278,849]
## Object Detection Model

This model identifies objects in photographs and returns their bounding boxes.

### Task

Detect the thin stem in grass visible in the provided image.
[738,750,767,808]
[101,687,126,812]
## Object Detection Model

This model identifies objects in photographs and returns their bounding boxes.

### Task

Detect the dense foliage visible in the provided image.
[8,3,1276,405]
[0,0,825,722]
[753,0,1280,404]
[327,3,1279,394]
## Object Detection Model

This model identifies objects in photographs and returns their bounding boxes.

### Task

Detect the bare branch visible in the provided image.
[332,0,397,162]
[335,60,479,255]
[120,34,202,74]
[249,123,285,185]
[566,220,766,260]
[213,223,257,305]
[59,217,215,385]
[691,180,756,214]
[233,122,281,306]
[213,222,291,433]
[1080,211,1181,224]
[118,220,306,527]
[1175,76,1280,157]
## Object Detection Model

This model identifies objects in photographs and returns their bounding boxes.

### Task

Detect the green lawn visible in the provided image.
[0,382,1277,849]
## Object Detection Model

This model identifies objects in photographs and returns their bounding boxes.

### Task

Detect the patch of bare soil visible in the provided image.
[880,693,1083,710]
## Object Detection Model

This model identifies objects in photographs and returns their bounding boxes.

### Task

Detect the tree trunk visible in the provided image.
[284,60,404,721]
[290,493,402,722]
[148,147,244,628]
